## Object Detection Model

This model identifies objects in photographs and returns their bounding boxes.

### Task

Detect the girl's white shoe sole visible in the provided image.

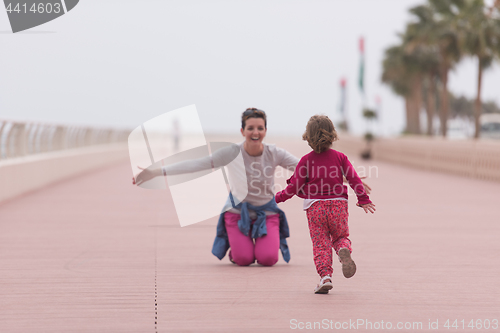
[339,248,356,278]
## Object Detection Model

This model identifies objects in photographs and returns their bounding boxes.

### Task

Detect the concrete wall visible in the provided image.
[0,143,129,203]
[373,137,500,182]
[335,134,500,182]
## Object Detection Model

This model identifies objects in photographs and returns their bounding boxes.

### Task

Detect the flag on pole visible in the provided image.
[338,77,349,131]
[358,37,365,95]
[375,95,381,119]
[339,78,347,117]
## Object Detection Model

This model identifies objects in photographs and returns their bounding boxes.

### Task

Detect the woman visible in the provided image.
[134,108,297,266]
[213,108,299,266]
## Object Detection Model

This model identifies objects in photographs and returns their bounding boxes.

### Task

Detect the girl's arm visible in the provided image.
[341,155,372,205]
[343,176,372,195]
[275,156,307,203]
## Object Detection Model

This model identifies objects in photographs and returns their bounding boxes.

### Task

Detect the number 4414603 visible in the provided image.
[5,3,62,14]
[443,319,498,330]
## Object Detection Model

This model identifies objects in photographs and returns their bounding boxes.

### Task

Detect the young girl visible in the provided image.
[275,115,375,294]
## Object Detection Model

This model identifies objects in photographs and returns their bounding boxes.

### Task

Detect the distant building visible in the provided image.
[480,114,500,140]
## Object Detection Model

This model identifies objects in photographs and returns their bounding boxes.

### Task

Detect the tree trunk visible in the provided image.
[405,97,411,133]
[439,65,450,137]
[474,57,483,139]
[425,75,437,136]
[407,76,422,134]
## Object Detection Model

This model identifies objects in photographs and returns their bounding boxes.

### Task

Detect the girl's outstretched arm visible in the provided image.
[341,154,371,205]
[343,175,371,195]
[359,176,372,195]
[275,156,307,203]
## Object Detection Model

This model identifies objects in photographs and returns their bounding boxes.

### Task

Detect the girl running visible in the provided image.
[275,115,375,294]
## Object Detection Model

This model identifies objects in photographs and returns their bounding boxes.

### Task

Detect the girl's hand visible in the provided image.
[356,202,376,214]
[360,176,372,195]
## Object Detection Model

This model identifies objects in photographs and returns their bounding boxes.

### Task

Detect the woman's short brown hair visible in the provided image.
[241,108,267,129]
[302,115,338,153]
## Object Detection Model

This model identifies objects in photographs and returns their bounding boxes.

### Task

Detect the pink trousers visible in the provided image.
[306,200,351,277]
[224,212,280,266]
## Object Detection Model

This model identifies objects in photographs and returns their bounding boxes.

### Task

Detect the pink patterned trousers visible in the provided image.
[306,200,351,277]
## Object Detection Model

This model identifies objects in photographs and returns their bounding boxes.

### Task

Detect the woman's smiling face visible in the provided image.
[241,117,267,146]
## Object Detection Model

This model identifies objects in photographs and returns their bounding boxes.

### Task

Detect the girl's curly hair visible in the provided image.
[302,115,338,153]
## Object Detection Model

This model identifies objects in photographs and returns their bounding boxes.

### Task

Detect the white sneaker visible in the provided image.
[314,276,333,294]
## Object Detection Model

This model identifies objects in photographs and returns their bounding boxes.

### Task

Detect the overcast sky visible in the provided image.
[1,0,499,137]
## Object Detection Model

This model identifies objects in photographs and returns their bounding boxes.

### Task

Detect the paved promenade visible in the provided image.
[0,138,499,332]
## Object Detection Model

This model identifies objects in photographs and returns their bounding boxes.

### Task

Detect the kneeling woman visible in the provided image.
[135,108,298,266]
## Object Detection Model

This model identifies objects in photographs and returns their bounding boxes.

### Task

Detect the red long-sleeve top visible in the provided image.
[275,149,371,205]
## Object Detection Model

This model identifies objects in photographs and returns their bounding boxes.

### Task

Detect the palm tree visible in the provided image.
[423,1,464,137]
[405,6,442,135]
[388,1,462,137]
[382,44,421,134]
[382,26,441,135]
[458,0,500,138]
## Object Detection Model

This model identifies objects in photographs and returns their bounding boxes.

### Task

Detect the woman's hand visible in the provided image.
[356,202,376,214]
[132,166,161,186]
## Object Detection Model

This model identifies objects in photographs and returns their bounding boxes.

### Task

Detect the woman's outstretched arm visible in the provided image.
[133,166,163,185]
[132,144,239,185]
[274,145,299,170]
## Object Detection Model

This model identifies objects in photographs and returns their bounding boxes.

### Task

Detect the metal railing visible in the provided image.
[0,119,130,160]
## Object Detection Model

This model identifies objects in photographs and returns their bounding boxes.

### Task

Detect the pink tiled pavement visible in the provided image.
[1,138,499,332]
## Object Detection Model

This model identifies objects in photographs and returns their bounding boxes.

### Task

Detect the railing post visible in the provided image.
[0,121,6,159]
[52,126,65,151]
[84,128,93,146]
[17,123,27,157]
[0,118,129,161]
[6,123,26,158]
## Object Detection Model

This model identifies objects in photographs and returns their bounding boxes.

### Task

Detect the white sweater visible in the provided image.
[162,142,299,218]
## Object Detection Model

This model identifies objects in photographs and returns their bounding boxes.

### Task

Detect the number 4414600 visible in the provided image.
[5,3,62,14]
[443,319,498,330]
